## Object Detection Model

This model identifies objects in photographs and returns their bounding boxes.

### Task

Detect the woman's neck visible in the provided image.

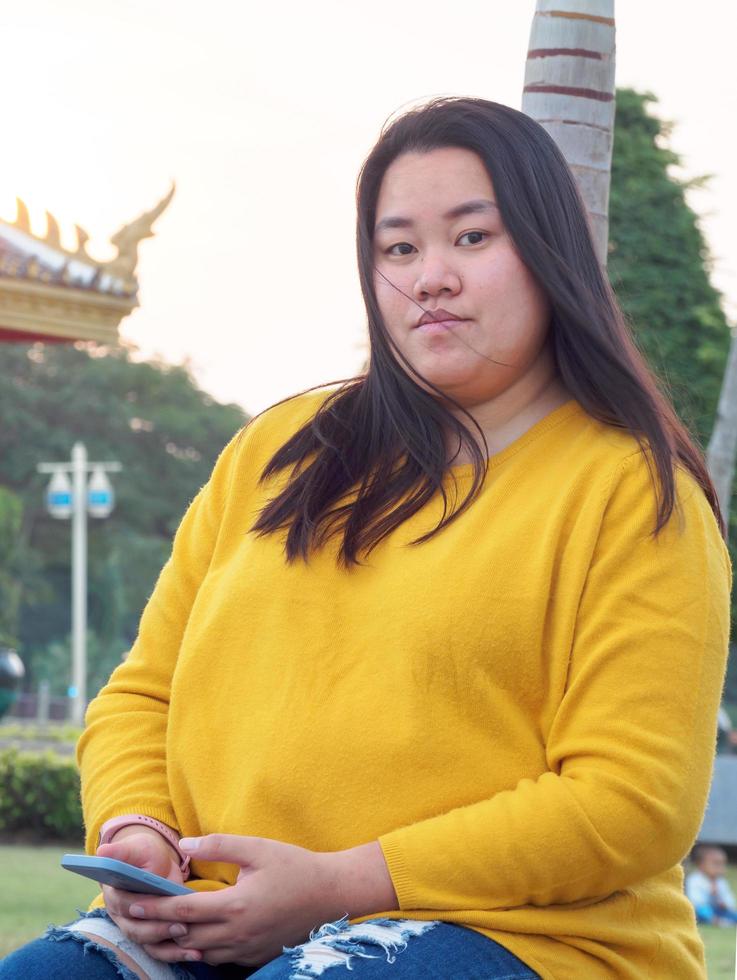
[445,375,573,465]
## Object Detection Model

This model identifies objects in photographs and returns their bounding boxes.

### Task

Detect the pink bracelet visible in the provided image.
[98,814,191,878]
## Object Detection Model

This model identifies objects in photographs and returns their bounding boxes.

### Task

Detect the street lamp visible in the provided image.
[87,467,116,518]
[38,443,121,726]
[46,471,73,518]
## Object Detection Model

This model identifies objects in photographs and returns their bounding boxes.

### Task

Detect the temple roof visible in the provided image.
[0,185,174,343]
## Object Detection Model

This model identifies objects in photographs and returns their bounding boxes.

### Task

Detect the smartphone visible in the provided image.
[61,854,194,896]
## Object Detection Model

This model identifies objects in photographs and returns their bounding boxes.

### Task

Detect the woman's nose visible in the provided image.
[413,255,461,301]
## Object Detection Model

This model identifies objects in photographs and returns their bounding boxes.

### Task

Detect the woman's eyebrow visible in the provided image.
[445,198,499,220]
[375,199,498,233]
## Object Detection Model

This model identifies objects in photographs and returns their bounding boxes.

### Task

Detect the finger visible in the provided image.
[199,947,242,966]
[141,941,202,964]
[97,837,158,867]
[102,884,140,920]
[103,885,175,922]
[126,890,229,924]
[111,915,188,947]
[178,833,263,866]
[170,922,234,950]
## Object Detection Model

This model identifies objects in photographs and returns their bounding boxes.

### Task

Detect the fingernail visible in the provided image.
[178,837,199,850]
[169,924,188,938]
[129,905,145,918]
[184,952,201,961]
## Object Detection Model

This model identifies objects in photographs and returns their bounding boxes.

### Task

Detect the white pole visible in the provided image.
[38,449,120,725]
[71,442,88,727]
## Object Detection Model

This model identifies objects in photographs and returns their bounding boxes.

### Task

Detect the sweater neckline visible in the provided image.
[446,398,584,477]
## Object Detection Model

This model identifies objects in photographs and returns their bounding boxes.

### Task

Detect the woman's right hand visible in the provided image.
[96,829,187,949]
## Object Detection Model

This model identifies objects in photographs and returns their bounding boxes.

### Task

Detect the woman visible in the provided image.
[1,97,730,980]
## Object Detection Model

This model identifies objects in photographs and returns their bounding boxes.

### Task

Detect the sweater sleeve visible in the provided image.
[77,430,244,855]
[378,453,732,910]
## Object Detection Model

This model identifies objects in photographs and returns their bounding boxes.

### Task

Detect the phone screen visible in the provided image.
[61,854,193,896]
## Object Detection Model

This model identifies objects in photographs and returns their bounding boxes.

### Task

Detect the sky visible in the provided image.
[1,0,735,416]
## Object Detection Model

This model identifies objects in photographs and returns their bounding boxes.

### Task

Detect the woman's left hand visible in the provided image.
[121,834,396,966]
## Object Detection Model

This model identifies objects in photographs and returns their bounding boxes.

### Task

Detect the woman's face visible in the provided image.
[700,849,727,880]
[372,147,554,409]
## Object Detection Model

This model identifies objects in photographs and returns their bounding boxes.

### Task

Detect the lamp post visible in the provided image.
[0,648,25,720]
[38,443,121,726]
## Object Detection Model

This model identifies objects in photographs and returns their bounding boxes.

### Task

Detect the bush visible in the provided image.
[0,748,83,839]
[0,723,82,744]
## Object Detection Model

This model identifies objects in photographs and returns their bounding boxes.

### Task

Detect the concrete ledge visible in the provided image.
[699,756,737,844]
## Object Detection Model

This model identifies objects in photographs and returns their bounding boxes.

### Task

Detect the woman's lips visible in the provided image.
[415,318,469,334]
[414,309,467,334]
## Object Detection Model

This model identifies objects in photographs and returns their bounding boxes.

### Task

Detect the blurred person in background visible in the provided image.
[717,704,737,754]
[686,845,737,927]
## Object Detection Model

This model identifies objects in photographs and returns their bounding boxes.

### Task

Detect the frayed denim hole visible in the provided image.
[42,906,112,939]
[77,907,112,922]
[39,926,144,980]
[42,920,197,980]
[284,916,440,979]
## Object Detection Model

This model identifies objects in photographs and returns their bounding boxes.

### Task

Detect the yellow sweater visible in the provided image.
[78,392,731,979]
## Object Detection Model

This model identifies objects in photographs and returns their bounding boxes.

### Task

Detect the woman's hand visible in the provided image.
[117,834,398,966]
[97,830,188,953]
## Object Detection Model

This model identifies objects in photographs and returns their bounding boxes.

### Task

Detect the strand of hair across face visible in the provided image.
[373,266,515,368]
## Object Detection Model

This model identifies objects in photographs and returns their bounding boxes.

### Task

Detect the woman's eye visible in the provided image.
[386,242,415,256]
[457,231,487,246]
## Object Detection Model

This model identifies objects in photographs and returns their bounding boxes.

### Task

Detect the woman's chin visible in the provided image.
[410,368,485,401]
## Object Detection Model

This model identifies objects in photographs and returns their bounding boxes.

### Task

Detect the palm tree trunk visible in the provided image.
[521,0,616,266]
[707,334,737,526]
[520,2,735,530]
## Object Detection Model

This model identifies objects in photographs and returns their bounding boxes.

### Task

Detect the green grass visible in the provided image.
[0,843,735,975]
[704,923,737,979]
[0,842,98,958]
[701,862,737,979]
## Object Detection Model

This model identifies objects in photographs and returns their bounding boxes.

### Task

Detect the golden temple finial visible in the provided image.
[75,224,91,259]
[104,182,175,288]
[14,198,30,233]
[45,210,61,249]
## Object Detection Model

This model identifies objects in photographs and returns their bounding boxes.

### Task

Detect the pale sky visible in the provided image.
[1,1,735,416]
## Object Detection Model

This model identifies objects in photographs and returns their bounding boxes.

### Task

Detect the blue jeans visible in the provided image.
[0,910,540,979]
[694,901,737,925]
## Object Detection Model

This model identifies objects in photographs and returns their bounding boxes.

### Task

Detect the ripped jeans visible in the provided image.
[0,908,541,979]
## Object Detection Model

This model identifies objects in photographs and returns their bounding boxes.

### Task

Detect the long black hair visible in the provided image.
[251,96,724,564]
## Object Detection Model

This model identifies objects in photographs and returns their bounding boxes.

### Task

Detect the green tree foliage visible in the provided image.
[0,342,248,696]
[608,89,736,703]
[608,89,730,446]
[0,486,23,647]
